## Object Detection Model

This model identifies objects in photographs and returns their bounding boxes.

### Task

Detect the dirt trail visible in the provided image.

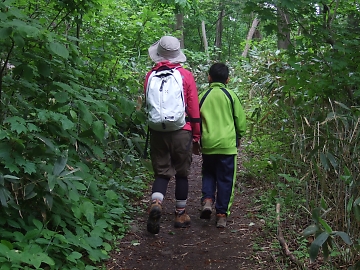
[106,155,272,270]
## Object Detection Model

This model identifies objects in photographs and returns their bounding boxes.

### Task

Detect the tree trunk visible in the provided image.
[241,17,260,58]
[175,13,184,48]
[215,8,224,50]
[277,8,291,49]
[201,21,209,58]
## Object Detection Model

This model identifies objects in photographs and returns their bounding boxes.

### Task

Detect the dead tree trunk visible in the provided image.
[241,17,260,58]
[175,13,184,48]
[201,21,209,58]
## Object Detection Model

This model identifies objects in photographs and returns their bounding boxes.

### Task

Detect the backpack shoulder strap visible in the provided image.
[220,88,235,118]
[199,88,212,108]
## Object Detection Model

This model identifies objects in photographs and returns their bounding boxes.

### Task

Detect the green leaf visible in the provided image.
[23,162,36,174]
[4,116,27,134]
[334,101,350,110]
[35,134,58,154]
[54,92,69,103]
[319,153,329,171]
[119,96,136,116]
[354,205,360,222]
[318,218,332,234]
[26,252,55,268]
[0,187,11,207]
[312,207,321,223]
[85,236,103,248]
[333,231,352,245]
[313,232,329,247]
[53,154,68,176]
[0,240,13,250]
[87,249,107,262]
[95,219,108,229]
[353,197,360,206]
[48,42,69,59]
[326,152,337,169]
[93,120,105,141]
[105,190,118,200]
[82,201,95,226]
[77,101,93,125]
[66,251,82,263]
[13,32,25,47]
[69,189,80,201]
[47,174,57,192]
[347,196,354,213]
[99,112,115,126]
[3,174,20,181]
[322,238,330,261]
[72,181,87,191]
[302,224,318,237]
[44,193,53,209]
[0,27,12,39]
[37,61,51,77]
[33,219,43,230]
[309,232,329,263]
[23,229,40,241]
[0,243,10,254]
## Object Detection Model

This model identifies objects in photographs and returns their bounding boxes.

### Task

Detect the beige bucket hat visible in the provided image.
[148,36,186,63]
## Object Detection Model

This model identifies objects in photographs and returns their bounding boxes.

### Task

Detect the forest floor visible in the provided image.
[104,155,297,270]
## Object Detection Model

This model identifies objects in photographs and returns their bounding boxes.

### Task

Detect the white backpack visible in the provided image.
[145,67,186,131]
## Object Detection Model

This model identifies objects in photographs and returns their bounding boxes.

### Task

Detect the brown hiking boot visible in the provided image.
[200,198,212,219]
[174,209,191,228]
[216,213,227,228]
[147,200,162,234]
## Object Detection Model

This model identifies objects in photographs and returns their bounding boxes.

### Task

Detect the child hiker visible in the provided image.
[198,63,246,228]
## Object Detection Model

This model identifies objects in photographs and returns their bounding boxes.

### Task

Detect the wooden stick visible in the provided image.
[276,203,304,268]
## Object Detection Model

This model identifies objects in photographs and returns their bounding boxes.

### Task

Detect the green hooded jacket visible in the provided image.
[199,82,246,155]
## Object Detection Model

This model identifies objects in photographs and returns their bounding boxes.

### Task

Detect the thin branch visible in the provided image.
[276,203,305,269]
[47,9,63,30]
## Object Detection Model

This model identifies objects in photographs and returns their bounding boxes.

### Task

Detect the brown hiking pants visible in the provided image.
[150,129,193,178]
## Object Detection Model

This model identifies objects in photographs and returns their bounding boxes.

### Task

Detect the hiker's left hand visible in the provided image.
[193,142,201,155]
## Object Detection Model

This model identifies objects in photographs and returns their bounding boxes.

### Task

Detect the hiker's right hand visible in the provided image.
[193,142,201,155]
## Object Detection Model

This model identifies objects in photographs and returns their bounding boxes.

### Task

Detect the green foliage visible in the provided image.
[0,0,157,268]
[240,0,360,267]
[302,207,352,264]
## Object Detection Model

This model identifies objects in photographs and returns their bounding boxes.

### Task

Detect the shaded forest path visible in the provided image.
[105,155,274,269]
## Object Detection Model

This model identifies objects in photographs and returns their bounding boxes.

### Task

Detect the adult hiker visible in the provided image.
[144,35,201,234]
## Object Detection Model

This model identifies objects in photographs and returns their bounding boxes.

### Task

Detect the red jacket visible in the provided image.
[144,61,201,142]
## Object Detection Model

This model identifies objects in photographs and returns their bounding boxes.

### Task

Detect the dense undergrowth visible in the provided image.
[240,38,360,268]
[1,0,360,269]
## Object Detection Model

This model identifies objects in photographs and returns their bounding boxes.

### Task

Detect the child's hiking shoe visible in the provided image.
[216,213,227,228]
[200,198,212,219]
[147,200,162,234]
[174,209,191,228]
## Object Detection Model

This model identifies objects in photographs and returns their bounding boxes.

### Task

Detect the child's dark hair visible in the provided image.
[209,63,229,84]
